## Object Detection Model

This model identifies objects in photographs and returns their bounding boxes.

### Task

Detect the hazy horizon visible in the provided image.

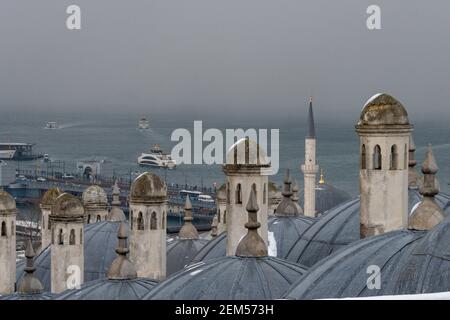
[1,1,450,121]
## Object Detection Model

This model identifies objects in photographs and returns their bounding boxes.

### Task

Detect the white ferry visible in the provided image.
[45,121,59,129]
[138,144,176,169]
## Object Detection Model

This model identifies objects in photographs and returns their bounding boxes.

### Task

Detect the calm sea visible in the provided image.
[1,110,449,196]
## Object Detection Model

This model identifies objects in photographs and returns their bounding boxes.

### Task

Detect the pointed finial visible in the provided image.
[236,188,267,257]
[306,97,316,139]
[178,195,199,240]
[282,169,292,197]
[319,169,325,184]
[422,144,438,175]
[409,144,445,230]
[108,223,137,280]
[18,240,44,294]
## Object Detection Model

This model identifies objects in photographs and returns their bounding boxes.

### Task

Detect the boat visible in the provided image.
[44,121,59,129]
[138,144,176,169]
[43,154,51,162]
[0,143,43,160]
[138,118,150,130]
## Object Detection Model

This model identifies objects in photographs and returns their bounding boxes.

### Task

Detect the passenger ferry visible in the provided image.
[138,144,176,169]
[0,143,42,160]
[138,118,150,130]
[44,121,59,129]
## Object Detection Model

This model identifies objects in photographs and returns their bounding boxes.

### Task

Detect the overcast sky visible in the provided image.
[1,0,450,121]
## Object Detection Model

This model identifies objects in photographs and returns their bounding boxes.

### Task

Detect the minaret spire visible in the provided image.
[301,97,319,217]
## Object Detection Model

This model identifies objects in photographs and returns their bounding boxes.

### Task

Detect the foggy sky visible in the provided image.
[1,0,450,121]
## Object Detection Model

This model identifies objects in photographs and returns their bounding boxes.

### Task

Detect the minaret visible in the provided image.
[301,97,319,217]
[215,184,227,235]
[50,193,85,294]
[17,240,45,295]
[356,93,412,237]
[129,172,167,281]
[409,144,445,230]
[223,138,270,256]
[40,188,61,250]
[235,187,268,257]
[178,196,199,240]
[82,185,109,223]
[408,135,421,189]
[0,189,18,295]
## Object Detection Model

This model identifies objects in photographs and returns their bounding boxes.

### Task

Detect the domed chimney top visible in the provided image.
[129,172,167,204]
[357,93,412,129]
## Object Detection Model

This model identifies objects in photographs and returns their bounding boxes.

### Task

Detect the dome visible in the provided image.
[286,212,450,299]
[107,206,126,222]
[40,188,62,207]
[286,189,450,268]
[144,256,307,300]
[0,189,17,213]
[224,138,269,167]
[285,229,425,299]
[358,93,410,126]
[16,221,122,291]
[166,238,209,276]
[55,278,157,300]
[51,193,84,218]
[82,185,108,206]
[190,215,314,263]
[129,172,167,203]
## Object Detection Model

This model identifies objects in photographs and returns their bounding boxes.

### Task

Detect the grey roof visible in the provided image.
[306,98,315,139]
[284,229,425,299]
[55,278,157,300]
[166,238,208,276]
[0,292,53,300]
[285,189,450,268]
[298,183,352,215]
[16,221,123,291]
[286,213,450,299]
[145,256,307,300]
[191,215,314,263]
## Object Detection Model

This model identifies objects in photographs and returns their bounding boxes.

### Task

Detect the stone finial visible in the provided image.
[236,188,268,257]
[211,215,218,238]
[178,196,199,240]
[282,169,292,197]
[108,223,137,280]
[408,135,421,188]
[291,180,304,215]
[18,240,44,294]
[111,180,121,206]
[275,169,298,216]
[107,180,126,222]
[409,144,445,230]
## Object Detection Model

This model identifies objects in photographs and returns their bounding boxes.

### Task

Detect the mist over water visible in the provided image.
[1,109,449,196]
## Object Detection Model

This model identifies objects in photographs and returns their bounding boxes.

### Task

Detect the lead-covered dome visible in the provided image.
[129,172,167,203]
[358,93,410,126]
[145,256,306,300]
[82,185,108,206]
[285,211,450,299]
